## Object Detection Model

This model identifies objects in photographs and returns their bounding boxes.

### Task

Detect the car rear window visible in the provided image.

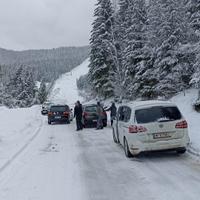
[50,106,69,112]
[85,106,97,112]
[135,106,182,124]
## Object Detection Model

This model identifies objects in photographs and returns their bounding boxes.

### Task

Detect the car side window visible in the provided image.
[123,106,131,122]
[118,106,125,121]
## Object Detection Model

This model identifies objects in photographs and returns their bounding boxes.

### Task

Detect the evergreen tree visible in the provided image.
[121,0,148,99]
[149,0,191,97]
[38,81,48,104]
[89,0,115,98]
[5,66,36,107]
[188,0,200,97]
[113,0,131,100]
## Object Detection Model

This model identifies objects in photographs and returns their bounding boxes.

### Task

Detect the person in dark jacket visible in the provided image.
[74,100,83,131]
[106,102,117,126]
[96,101,104,130]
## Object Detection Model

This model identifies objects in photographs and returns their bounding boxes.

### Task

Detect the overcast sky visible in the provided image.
[0,0,96,50]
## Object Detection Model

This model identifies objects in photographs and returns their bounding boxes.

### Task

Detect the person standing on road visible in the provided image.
[106,102,117,126]
[74,101,83,131]
[96,101,103,130]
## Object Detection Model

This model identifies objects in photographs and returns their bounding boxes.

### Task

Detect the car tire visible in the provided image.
[103,121,107,127]
[112,128,118,143]
[176,148,186,154]
[48,120,51,125]
[124,138,132,158]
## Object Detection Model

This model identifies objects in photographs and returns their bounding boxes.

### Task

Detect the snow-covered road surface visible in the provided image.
[1,118,200,200]
[1,59,200,199]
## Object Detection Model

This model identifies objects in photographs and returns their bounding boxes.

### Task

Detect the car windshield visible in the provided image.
[85,106,97,112]
[50,106,69,112]
[135,106,182,124]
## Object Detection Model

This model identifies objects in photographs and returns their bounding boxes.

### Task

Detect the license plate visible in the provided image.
[153,132,170,139]
[92,119,97,122]
[55,116,61,119]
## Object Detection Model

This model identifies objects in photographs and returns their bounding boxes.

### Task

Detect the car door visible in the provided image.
[117,106,124,144]
[120,106,132,141]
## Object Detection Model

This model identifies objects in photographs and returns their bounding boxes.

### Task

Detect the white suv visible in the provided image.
[112,100,190,157]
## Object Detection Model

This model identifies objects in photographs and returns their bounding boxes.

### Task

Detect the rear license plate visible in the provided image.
[153,133,171,139]
[92,119,97,122]
[55,116,61,119]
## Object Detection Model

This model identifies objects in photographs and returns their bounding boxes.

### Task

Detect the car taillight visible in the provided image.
[128,125,147,134]
[48,112,53,116]
[175,120,188,129]
[63,112,69,116]
[83,112,88,117]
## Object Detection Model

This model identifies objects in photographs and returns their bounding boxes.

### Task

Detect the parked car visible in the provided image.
[112,100,190,157]
[82,104,107,127]
[48,105,71,124]
[41,102,53,115]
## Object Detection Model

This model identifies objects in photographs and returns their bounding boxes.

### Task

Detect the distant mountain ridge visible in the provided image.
[0,46,90,82]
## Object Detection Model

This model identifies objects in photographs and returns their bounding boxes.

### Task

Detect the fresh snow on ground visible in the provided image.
[0,106,42,170]
[171,89,200,154]
[1,59,200,200]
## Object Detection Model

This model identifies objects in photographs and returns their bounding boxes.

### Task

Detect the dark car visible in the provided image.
[48,105,70,124]
[82,104,107,128]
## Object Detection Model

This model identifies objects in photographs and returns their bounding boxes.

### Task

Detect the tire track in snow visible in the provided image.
[0,118,44,174]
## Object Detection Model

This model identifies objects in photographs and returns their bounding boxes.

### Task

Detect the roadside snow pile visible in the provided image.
[171,89,200,155]
[0,106,42,171]
[49,58,89,106]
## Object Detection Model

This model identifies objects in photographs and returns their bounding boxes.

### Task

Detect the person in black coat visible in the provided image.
[74,100,83,131]
[106,102,117,126]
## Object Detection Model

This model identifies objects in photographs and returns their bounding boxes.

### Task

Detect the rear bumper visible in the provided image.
[41,110,48,115]
[48,116,69,122]
[83,118,107,125]
[129,137,190,155]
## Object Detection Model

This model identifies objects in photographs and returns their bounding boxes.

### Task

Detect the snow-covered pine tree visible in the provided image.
[151,0,192,98]
[38,80,48,104]
[121,0,148,99]
[112,0,131,100]
[89,0,115,98]
[188,0,200,98]
[5,66,36,107]
[20,68,36,107]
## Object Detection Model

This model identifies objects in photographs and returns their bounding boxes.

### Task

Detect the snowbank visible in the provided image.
[171,89,200,155]
[0,106,43,171]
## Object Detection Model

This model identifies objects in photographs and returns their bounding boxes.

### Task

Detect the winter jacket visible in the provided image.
[96,105,103,116]
[106,104,117,117]
[74,104,83,119]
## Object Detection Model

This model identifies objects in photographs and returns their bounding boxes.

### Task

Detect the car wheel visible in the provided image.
[112,128,118,143]
[103,121,107,127]
[176,148,186,154]
[66,119,70,124]
[48,120,51,125]
[124,138,132,158]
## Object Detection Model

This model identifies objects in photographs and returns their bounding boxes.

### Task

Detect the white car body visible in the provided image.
[112,100,190,157]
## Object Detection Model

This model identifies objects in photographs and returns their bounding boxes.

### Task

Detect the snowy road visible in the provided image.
[1,118,200,200]
[1,59,200,200]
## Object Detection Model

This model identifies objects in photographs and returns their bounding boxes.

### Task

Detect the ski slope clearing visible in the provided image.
[171,89,200,155]
[49,58,89,106]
